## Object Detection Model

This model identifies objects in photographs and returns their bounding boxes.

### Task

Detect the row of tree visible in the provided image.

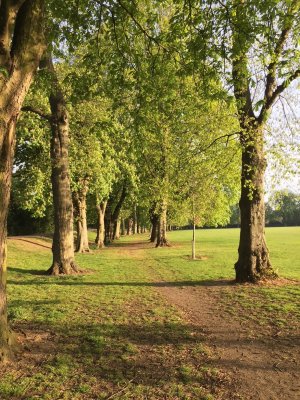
[0,0,299,362]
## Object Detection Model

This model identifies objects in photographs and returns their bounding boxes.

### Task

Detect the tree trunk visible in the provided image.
[150,215,159,243]
[0,0,45,361]
[235,131,276,282]
[111,185,127,241]
[114,219,121,240]
[105,184,127,242]
[132,205,137,234]
[127,218,133,235]
[95,201,107,248]
[0,123,16,362]
[73,181,89,253]
[47,56,78,275]
[121,218,126,236]
[156,200,170,247]
[149,203,159,243]
[192,221,196,260]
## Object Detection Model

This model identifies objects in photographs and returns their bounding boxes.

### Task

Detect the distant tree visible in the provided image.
[267,191,300,226]
[229,204,240,227]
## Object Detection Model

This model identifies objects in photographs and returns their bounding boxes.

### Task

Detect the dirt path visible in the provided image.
[116,242,300,400]
[157,284,299,400]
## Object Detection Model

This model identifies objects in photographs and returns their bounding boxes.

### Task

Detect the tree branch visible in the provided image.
[21,105,51,121]
[258,68,300,124]
[115,0,167,51]
[11,0,45,67]
[0,0,25,67]
[259,0,299,123]
[269,69,300,104]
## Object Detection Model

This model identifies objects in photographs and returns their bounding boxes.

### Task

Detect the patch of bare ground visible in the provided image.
[155,280,300,400]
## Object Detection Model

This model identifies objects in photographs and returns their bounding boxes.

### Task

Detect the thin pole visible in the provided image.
[192,194,196,260]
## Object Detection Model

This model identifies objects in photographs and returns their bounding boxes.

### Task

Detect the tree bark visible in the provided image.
[150,216,158,243]
[127,218,133,235]
[235,128,276,282]
[133,204,137,234]
[46,56,78,275]
[104,184,127,242]
[156,200,170,247]
[73,180,89,253]
[149,204,159,243]
[114,218,121,240]
[111,185,127,240]
[0,0,45,361]
[95,200,107,248]
[0,121,16,362]
[121,218,126,236]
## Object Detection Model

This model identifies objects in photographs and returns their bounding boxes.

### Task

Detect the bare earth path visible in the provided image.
[156,284,300,400]
[115,241,300,400]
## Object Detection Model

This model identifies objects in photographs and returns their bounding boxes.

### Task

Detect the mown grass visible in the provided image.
[2,227,299,399]
[3,235,222,400]
[145,227,300,331]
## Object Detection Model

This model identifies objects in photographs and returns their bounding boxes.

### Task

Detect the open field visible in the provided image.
[1,227,299,399]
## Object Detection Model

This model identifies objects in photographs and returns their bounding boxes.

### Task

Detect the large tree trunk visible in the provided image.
[0,0,45,361]
[0,124,17,362]
[47,57,78,275]
[73,181,89,253]
[150,215,159,243]
[149,204,159,243]
[156,200,170,247]
[95,201,107,248]
[235,130,276,282]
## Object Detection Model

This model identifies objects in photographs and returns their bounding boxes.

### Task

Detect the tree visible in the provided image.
[42,55,79,275]
[175,0,300,281]
[229,0,299,282]
[0,0,45,362]
[268,190,300,226]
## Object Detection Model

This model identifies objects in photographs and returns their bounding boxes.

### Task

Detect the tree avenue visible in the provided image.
[0,0,299,363]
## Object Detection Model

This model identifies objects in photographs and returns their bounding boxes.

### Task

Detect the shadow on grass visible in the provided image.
[13,318,300,393]
[8,267,47,275]
[12,319,215,392]
[105,240,154,250]
[8,278,234,287]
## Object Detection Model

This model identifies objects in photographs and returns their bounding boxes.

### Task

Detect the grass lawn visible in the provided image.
[153,227,300,329]
[1,227,299,399]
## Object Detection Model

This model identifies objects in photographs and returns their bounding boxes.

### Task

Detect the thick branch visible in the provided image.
[0,0,25,67]
[264,28,290,101]
[11,0,45,67]
[21,105,51,121]
[259,1,299,123]
[258,68,300,124]
[193,131,239,156]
